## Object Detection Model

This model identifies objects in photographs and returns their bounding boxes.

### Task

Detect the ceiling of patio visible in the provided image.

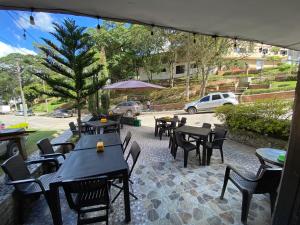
[0,0,299,50]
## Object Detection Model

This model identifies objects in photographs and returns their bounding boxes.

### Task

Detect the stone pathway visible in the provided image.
[24,125,271,225]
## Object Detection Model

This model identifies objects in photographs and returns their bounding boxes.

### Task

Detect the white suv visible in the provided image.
[184,92,239,114]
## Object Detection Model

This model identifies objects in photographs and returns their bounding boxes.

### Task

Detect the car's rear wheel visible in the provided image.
[6,142,19,158]
[187,107,197,114]
[126,110,133,117]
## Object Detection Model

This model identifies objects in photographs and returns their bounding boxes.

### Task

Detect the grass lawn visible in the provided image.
[32,98,65,113]
[244,81,296,95]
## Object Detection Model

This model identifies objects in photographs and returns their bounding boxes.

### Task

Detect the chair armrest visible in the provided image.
[52,142,75,149]
[26,158,59,170]
[41,153,66,159]
[213,138,227,142]
[226,165,258,182]
[7,178,46,193]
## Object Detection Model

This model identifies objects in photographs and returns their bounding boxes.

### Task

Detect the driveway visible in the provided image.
[0,110,221,131]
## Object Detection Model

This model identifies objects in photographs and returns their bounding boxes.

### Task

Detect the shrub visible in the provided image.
[215,100,292,140]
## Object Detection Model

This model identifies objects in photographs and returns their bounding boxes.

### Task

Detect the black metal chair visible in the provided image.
[154,116,164,137]
[1,154,59,223]
[175,131,200,167]
[62,176,111,225]
[204,127,227,164]
[178,117,187,127]
[69,122,79,135]
[37,138,74,167]
[122,131,132,153]
[112,141,141,203]
[220,165,282,224]
[159,120,177,140]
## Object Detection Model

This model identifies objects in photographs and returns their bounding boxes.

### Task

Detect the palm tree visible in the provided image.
[34,19,106,134]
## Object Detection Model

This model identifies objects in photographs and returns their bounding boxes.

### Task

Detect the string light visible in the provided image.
[193,33,196,44]
[233,38,237,49]
[96,17,101,30]
[29,9,35,25]
[151,24,154,36]
[23,29,26,40]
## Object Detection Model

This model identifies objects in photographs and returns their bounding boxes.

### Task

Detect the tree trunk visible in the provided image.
[77,100,82,137]
[199,67,208,97]
[186,34,191,101]
[169,62,174,88]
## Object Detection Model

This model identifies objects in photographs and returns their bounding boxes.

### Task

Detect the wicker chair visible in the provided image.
[1,154,59,223]
[221,165,282,224]
[37,138,74,167]
[62,176,111,225]
[112,141,141,203]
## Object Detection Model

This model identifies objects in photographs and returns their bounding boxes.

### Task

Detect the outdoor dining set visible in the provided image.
[154,115,285,224]
[1,115,140,225]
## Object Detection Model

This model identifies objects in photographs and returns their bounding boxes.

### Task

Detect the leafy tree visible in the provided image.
[191,36,231,96]
[0,53,43,112]
[34,19,106,133]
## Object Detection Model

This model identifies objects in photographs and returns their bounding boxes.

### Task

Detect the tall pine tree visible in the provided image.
[34,19,106,133]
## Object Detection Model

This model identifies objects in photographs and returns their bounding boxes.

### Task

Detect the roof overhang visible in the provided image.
[0,0,300,50]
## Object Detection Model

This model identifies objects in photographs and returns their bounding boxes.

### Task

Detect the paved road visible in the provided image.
[0,110,221,130]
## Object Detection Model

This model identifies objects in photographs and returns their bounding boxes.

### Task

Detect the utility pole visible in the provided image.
[186,33,191,101]
[16,62,28,120]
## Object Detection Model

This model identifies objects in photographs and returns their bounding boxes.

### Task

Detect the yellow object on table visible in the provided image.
[96,141,104,152]
[100,118,107,123]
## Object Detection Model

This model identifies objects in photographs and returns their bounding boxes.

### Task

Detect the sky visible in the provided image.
[0,10,103,57]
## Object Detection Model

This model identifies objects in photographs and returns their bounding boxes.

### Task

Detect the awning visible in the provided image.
[0,0,300,50]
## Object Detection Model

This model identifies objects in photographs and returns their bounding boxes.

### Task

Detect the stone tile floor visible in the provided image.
[24,125,271,225]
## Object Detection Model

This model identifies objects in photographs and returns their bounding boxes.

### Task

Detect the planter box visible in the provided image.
[121,116,136,126]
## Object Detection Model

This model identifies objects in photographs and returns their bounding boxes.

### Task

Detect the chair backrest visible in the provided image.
[126,141,141,177]
[69,122,77,131]
[213,128,227,147]
[170,120,177,129]
[178,117,187,127]
[1,154,31,191]
[255,168,282,193]
[37,138,55,155]
[122,131,132,152]
[62,176,109,211]
[202,123,212,129]
[175,131,185,148]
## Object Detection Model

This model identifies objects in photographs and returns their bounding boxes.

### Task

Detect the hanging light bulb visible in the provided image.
[193,33,196,44]
[151,24,154,36]
[23,29,26,40]
[96,17,101,30]
[30,9,35,25]
[233,38,237,49]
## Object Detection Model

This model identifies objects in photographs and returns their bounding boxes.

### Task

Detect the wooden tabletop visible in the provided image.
[256,148,286,167]
[74,133,122,150]
[176,125,211,137]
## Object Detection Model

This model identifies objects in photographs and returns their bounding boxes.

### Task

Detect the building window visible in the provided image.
[161,68,167,72]
[176,65,185,74]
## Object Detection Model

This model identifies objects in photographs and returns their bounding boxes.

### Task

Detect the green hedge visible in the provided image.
[215,100,292,140]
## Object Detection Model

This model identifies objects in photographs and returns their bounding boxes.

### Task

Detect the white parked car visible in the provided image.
[184,92,239,114]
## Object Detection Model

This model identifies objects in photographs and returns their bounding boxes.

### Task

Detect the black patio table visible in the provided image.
[175,125,211,165]
[86,120,119,134]
[74,133,122,150]
[48,145,131,225]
